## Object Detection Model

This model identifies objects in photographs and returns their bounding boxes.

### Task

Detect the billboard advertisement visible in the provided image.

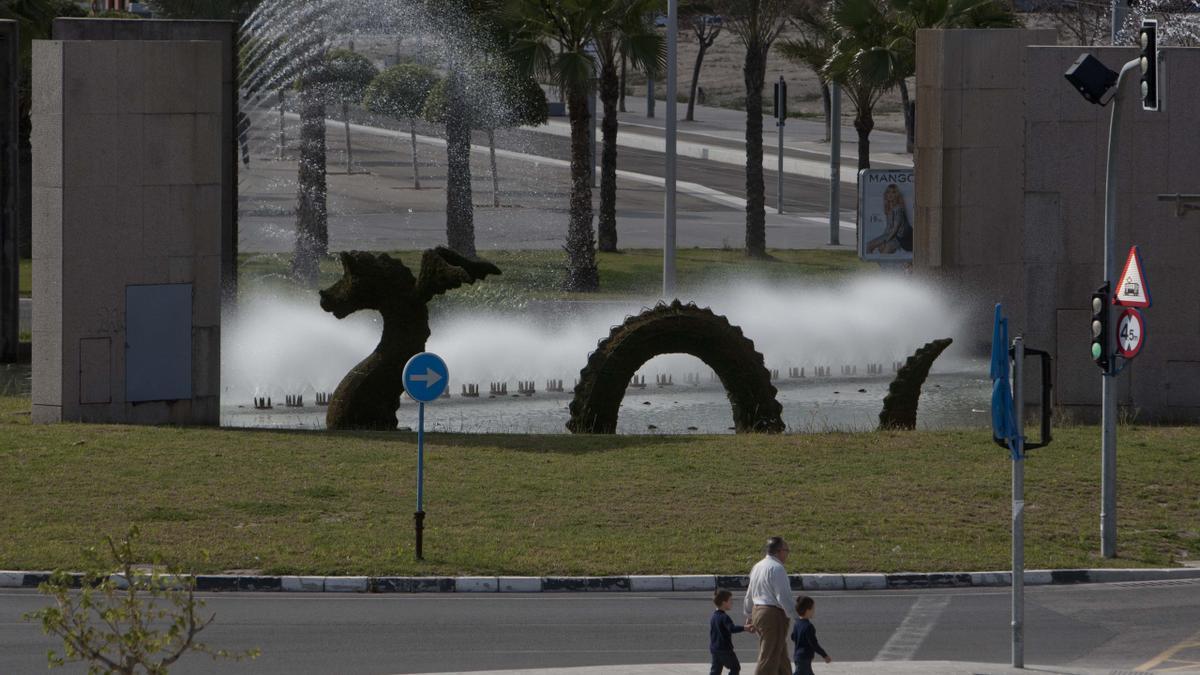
[858,169,915,263]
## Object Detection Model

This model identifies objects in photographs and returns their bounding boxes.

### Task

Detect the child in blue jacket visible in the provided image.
[709,589,752,674]
[791,595,831,675]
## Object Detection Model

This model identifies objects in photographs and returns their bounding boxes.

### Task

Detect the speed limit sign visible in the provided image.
[1116,308,1145,359]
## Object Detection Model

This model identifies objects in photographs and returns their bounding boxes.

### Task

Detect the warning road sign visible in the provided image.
[1114,246,1151,308]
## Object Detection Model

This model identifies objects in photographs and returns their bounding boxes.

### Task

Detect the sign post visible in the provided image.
[774,76,787,215]
[829,83,841,246]
[402,351,449,561]
[991,304,1054,669]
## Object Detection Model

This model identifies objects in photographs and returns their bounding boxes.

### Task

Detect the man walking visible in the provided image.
[744,537,800,675]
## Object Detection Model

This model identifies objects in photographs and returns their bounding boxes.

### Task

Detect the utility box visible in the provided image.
[31,39,223,424]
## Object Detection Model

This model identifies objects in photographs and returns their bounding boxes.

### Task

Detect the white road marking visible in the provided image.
[266,113,858,230]
[873,594,951,661]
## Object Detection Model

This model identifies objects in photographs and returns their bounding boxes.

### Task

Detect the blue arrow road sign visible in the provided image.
[403,352,449,403]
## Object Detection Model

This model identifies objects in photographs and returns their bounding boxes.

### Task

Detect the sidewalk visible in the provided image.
[405,662,1188,675]
[531,94,912,187]
[534,95,914,184]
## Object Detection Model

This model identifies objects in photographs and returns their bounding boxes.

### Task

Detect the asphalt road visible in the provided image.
[237,104,866,253]
[3,580,1198,674]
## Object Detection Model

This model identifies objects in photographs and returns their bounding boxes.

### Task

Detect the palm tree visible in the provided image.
[424,63,548,208]
[777,0,836,142]
[363,63,439,189]
[891,0,1017,152]
[509,0,644,291]
[593,0,663,252]
[291,51,330,287]
[825,0,1015,166]
[716,0,792,259]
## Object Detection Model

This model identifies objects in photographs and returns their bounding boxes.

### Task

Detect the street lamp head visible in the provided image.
[1064,53,1119,106]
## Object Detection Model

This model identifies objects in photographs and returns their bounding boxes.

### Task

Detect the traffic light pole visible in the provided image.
[1011,335,1025,669]
[663,0,677,300]
[1100,58,1139,559]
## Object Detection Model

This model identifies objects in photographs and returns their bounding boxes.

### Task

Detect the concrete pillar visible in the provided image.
[32,39,224,425]
[53,19,239,311]
[0,21,17,363]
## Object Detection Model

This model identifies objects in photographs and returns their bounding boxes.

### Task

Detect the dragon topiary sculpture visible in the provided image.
[319,248,500,430]
[568,300,785,434]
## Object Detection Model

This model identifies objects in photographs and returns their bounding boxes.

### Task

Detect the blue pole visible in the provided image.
[415,401,426,560]
[417,402,424,512]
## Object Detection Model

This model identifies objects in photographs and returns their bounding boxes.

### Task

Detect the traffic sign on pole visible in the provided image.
[402,352,449,561]
[1116,308,1146,359]
[1114,245,1151,308]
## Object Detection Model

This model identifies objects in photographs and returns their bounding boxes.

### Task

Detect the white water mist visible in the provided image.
[221,275,964,402]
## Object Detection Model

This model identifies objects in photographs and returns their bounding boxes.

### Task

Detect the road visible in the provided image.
[3,580,1198,674]
[236,96,908,253]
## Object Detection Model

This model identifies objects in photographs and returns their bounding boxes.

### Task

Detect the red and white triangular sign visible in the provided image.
[1114,246,1151,308]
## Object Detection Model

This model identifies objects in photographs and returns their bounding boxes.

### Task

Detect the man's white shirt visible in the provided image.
[743,555,800,621]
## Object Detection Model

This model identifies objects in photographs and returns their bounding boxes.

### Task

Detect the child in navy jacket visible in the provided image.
[791,595,831,675]
[709,589,752,675]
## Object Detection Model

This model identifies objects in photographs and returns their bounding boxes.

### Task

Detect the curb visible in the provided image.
[3,568,1198,593]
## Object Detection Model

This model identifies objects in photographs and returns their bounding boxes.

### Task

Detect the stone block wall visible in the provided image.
[53,18,238,307]
[31,40,223,424]
[915,29,1200,421]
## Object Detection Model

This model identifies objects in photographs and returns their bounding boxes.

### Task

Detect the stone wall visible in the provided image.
[53,19,238,307]
[31,40,223,424]
[915,30,1200,421]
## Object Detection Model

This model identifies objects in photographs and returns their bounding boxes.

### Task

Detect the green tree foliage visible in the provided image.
[324,48,377,174]
[365,63,439,121]
[24,527,258,675]
[825,0,1016,163]
[145,0,260,21]
[423,63,547,206]
[777,0,837,142]
[364,63,440,189]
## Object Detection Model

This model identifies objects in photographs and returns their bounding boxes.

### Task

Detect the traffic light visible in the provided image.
[1140,19,1159,111]
[773,77,787,120]
[1091,283,1110,371]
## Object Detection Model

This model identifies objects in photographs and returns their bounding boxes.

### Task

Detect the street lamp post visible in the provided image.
[829,83,841,246]
[663,0,677,299]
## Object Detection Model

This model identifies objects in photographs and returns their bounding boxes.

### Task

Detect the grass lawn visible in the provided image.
[2,395,1197,577]
[238,248,870,306]
[19,257,31,297]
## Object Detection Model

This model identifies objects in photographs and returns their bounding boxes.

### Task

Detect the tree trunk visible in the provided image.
[444,70,476,256]
[743,45,768,259]
[598,60,620,253]
[342,101,354,173]
[899,79,914,154]
[686,41,709,122]
[820,82,831,143]
[565,84,600,292]
[409,118,421,189]
[618,52,628,113]
[854,108,874,170]
[292,84,328,287]
[488,128,499,208]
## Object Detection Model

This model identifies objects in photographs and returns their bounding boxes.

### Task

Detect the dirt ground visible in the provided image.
[353,16,1078,137]
[628,25,910,134]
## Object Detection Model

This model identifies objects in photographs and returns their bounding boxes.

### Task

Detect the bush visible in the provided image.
[24,527,259,674]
